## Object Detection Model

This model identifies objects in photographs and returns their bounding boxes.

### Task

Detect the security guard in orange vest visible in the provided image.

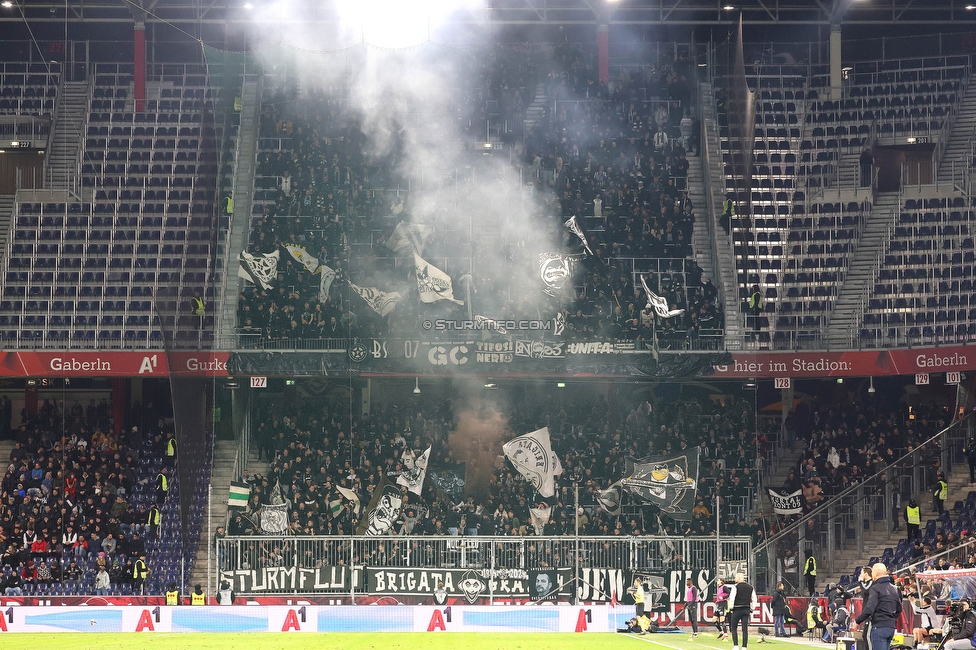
[191,584,207,605]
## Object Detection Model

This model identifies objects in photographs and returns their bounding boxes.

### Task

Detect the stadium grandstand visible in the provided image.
[0,1,974,638]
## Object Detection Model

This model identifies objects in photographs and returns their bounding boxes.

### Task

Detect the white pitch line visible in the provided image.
[625,633,694,650]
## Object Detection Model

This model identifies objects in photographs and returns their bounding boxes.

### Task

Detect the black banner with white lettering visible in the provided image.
[228,342,730,379]
[367,567,573,604]
[767,488,803,515]
[220,566,355,593]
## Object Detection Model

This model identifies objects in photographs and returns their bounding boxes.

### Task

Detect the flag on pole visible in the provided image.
[564,215,595,257]
[640,274,686,319]
[397,445,431,496]
[318,264,336,303]
[237,250,279,290]
[348,281,401,317]
[228,481,250,510]
[621,449,700,520]
[529,504,552,535]
[596,481,622,515]
[282,244,320,273]
[502,427,563,498]
[414,253,463,305]
[356,476,404,536]
[260,503,289,534]
[336,485,361,515]
[383,222,433,257]
[539,253,583,299]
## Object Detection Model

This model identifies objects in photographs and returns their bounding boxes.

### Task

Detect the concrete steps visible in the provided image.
[187,439,238,592]
[699,81,742,345]
[937,74,976,187]
[686,150,717,288]
[45,82,88,191]
[218,77,260,343]
[523,84,548,130]
[825,191,901,347]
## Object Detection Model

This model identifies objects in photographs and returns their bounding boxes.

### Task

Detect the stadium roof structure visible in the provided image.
[3,0,976,27]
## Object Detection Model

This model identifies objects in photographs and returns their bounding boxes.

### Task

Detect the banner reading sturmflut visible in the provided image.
[767,488,803,515]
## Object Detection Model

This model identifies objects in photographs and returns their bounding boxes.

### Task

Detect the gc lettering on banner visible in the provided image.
[916,373,930,386]
[250,376,268,388]
[947,372,961,385]
[774,378,791,389]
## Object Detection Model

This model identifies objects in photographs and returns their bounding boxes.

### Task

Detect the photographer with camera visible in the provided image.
[941,600,976,650]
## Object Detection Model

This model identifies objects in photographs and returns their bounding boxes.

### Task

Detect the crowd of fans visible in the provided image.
[0,396,174,596]
[235,42,722,347]
[228,383,767,551]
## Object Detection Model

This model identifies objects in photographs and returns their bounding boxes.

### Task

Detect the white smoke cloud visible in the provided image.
[244,0,562,318]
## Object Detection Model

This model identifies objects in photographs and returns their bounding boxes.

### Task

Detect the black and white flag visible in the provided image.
[356,477,404,536]
[640,274,685,319]
[397,445,431,496]
[474,315,507,335]
[502,427,563,498]
[348,281,401,317]
[564,215,595,257]
[318,264,336,304]
[597,481,622,516]
[238,250,279,290]
[282,244,320,274]
[260,503,289,534]
[384,222,433,257]
[414,253,463,305]
[767,488,803,515]
[539,253,583,299]
[621,449,699,520]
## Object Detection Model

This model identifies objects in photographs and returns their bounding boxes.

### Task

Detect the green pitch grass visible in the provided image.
[2,631,812,650]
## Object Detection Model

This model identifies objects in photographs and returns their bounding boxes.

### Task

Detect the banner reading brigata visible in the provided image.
[711,345,975,379]
[367,568,574,603]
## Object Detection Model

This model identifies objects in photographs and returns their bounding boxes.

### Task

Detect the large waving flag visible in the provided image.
[502,427,563,498]
[640,274,685,319]
[414,253,463,305]
[596,481,622,515]
[282,244,320,274]
[621,448,699,520]
[348,281,401,317]
[539,253,583,298]
[318,264,336,303]
[384,222,433,257]
[238,250,279,290]
[397,446,431,496]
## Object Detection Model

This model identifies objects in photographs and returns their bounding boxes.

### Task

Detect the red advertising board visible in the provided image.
[711,344,975,379]
[0,351,231,378]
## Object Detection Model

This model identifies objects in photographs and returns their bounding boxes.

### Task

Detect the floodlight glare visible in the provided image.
[0,2,13,8]
[723,4,735,9]
[338,0,481,49]
[967,4,975,9]
[242,2,253,8]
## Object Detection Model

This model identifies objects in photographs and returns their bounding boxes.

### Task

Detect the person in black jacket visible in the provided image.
[772,582,788,637]
[854,563,903,650]
[943,601,976,650]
